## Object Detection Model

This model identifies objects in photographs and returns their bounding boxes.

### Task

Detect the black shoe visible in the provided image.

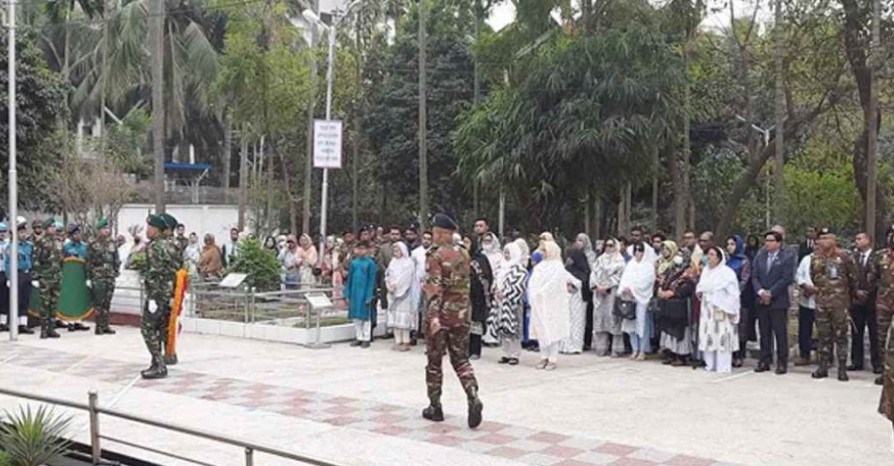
[349,340,362,347]
[498,357,510,364]
[45,328,60,339]
[73,322,90,331]
[55,320,66,329]
[422,405,444,422]
[68,324,76,332]
[876,376,884,386]
[754,364,771,373]
[140,361,168,379]
[18,325,34,335]
[812,368,828,379]
[360,341,370,348]
[409,338,418,346]
[164,354,178,366]
[838,368,849,382]
[104,327,116,335]
[873,366,883,375]
[846,364,863,371]
[0,324,8,332]
[468,398,483,429]
[732,358,743,368]
[775,365,787,375]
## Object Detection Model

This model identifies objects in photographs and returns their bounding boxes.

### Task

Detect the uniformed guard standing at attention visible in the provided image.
[140,215,178,379]
[33,219,63,339]
[422,213,483,429]
[87,218,120,335]
[159,213,182,365]
[871,237,894,386]
[810,228,857,381]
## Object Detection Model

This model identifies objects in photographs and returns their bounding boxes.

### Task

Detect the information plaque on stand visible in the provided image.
[306,293,334,349]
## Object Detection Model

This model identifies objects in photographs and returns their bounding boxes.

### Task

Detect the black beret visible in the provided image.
[432,213,458,231]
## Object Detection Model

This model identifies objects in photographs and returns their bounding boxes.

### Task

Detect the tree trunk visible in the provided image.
[773,0,786,226]
[670,145,685,240]
[238,129,248,230]
[222,116,232,192]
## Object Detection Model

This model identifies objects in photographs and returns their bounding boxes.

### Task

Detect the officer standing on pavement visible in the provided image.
[5,218,35,334]
[140,214,178,379]
[159,213,182,365]
[87,218,120,335]
[422,213,483,429]
[809,228,857,381]
[33,219,63,339]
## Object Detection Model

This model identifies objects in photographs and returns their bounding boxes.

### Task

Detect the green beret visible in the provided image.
[160,213,178,231]
[42,218,55,229]
[147,215,166,230]
[96,218,109,230]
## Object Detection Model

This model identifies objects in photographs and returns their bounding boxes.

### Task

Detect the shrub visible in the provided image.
[0,406,73,466]
[229,237,281,291]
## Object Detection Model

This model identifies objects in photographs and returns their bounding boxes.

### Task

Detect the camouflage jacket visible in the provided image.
[87,236,121,282]
[872,250,894,313]
[33,235,64,282]
[424,243,471,328]
[810,249,856,311]
[145,237,178,302]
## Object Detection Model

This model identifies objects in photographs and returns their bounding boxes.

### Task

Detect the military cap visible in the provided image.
[147,215,166,230]
[161,214,179,231]
[432,213,458,231]
[16,216,27,229]
[67,223,81,235]
[818,227,835,236]
[42,218,55,229]
[96,218,109,230]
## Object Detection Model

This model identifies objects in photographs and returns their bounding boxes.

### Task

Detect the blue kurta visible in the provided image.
[63,241,88,259]
[344,256,377,321]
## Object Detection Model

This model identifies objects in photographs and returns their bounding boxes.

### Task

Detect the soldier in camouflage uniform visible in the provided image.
[159,214,183,366]
[422,213,483,429]
[809,228,857,381]
[872,236,894,386]
[140,215,179,379]
[33,219,63,339]
[87,218,120,335]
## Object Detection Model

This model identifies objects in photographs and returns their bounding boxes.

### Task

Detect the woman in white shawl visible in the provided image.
[298,233,319,288]
[480,232,504,345]
[385,242,416,351]
[619,243,656,361]
[528,241,581,370]
[696,246,741,373]
[590,239,627,357]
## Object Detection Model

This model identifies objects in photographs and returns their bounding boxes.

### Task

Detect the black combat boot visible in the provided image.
[18,325,34,335]
[837,363,849,382]
[164,353,178,366]
[466,386,483,429]
[812,362,828,379]
[45,321,60,338]
[40,322,48,339]
[103,327,116,335]
[141,358,168,379]
[876,376,884,386]
[422,403,444,422]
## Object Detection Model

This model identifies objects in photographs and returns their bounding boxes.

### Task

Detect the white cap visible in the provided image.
[15,216,27,228]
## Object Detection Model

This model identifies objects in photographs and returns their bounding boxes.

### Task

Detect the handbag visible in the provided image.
[613,298,637,320]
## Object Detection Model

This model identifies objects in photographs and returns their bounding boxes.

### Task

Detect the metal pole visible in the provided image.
[418,0,428,229]
[8,0,19,341]
[244,447,254,466]
[88,391,101,464]
[317,23,335,269]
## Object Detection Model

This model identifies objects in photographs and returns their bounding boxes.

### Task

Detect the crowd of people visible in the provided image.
[320,219,893,385]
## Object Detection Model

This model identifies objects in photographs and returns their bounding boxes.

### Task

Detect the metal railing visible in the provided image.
[0,387,342,466]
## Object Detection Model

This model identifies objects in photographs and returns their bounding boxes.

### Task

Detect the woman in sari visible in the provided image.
[385,242,416,351]
[696,246,741,373]
[468,240,493,359]
[619,243,656,361]
[561,237,592,354]
[590,239,626,357]
[488,242,527,365]
[655,241,694,366]
[298,234,318,288]
[529,241,581,370]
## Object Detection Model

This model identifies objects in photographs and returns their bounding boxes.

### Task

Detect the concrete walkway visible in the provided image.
[0,328,890,466]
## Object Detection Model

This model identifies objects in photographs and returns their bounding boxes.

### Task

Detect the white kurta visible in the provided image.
[529,259,581,348]
[618,257,655,338]
[561,289,587,353]
[590,254,625,334]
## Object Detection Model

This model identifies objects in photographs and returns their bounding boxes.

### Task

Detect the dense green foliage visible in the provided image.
[0,406,73,466]
[229,237,281,291]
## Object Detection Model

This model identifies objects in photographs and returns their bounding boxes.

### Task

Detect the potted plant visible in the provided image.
[0,406,72,466]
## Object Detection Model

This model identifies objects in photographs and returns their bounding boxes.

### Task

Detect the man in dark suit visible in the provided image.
[752,230,796,374]
[850,232,881,373]
[798,227,817,262]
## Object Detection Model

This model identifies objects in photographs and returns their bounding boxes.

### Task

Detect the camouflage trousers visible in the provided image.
[425,322,478,405]
[879,307,894,373]
[140,298,172,363]
[880,319,894,430]
[38,278,61,328]
[815,307,849,367]
[92,280,115,331]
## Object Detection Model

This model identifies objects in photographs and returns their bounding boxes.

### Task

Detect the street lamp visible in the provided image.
[302,0,361,269]
[7,0,19,341]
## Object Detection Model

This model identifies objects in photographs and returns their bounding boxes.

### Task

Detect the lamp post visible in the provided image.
[302,1,361,268]
[7,0,19,341]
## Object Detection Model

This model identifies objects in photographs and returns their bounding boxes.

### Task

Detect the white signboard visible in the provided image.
[306,294,334,310]
[313,119,343,169]
[218,273,248,288]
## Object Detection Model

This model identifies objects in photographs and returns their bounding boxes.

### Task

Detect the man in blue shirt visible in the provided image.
[4,219,35,334]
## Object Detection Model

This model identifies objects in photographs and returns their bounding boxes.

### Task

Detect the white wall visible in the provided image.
[116,204,243,245]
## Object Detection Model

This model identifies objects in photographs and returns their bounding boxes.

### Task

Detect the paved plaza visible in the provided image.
[0,328,890,466]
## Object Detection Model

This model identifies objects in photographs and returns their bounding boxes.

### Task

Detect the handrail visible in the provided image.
[0,387,342,466]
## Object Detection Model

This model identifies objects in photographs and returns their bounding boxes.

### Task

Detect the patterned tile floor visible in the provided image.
[2,345,737,466]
